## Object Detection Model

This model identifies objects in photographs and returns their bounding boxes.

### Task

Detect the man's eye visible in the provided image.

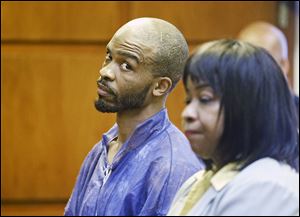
[102,53,112,67]
[120,62,132,71]
[105,53,112,61]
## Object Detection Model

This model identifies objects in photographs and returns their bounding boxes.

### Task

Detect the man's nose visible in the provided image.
[99,64,115,81]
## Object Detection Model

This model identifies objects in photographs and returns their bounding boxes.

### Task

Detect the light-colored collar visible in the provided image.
[210,162,240,191]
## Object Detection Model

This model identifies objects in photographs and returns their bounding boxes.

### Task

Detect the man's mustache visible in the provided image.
[97,80,117,96]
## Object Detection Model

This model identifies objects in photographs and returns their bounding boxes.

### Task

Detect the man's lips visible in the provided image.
[97,83,114,96]
[97,87,111,96]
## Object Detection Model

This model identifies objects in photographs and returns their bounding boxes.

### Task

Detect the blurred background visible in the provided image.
[1,1,299,216]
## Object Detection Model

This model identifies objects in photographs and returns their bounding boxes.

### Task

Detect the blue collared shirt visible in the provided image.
[64,109,204,216]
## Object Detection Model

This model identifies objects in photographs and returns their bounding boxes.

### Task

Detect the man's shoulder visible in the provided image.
[79,140,106,167]
[157,122,189,144]
[147,125,194,155]
[143,123,202,167]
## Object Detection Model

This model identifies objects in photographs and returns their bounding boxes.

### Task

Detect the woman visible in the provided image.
[168,39,299,216]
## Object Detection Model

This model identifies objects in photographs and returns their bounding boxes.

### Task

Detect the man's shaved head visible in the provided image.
[238,21,289,76]
[112,17,189,90]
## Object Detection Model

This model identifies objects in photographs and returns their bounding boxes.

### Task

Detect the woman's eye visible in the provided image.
[120,62,132,71]
[199,97,212,104]
[184,98,191,105]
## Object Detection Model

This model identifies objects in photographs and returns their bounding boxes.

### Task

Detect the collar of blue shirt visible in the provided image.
[101,108,170,169]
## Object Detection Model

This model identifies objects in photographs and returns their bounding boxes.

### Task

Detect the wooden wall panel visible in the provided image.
[166,82,185,130]
[1,44,115,199]
[1,203,65,216]
[1,1,124,41]
[1,1,277,42]
[131,1,277,41]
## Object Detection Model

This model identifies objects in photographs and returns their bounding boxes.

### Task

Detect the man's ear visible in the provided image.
[152,77,172,96]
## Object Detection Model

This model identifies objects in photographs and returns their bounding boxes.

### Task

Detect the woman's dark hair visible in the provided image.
[183,39,299,171]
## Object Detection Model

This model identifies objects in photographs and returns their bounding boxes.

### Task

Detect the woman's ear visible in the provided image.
[152,77,172,96]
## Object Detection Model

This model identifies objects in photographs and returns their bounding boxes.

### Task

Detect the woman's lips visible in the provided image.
[184,130,202,137]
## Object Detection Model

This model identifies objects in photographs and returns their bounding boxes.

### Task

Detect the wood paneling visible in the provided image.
[1,203,66,216]
[1,1,124,41]
[166,82,186,130]
[2,2,277,42]
[131,1,277,41]
[1,44,115,199]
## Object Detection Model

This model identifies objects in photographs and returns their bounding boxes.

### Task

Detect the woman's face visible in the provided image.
[182,77,224,161]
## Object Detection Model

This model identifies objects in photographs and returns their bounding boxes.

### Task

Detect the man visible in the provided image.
[238,21,299,112]
[64,17,204,216]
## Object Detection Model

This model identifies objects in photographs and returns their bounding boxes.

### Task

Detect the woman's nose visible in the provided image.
[182,102,198,123]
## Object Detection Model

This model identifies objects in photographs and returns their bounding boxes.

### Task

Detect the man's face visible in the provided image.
[95,26,155,113]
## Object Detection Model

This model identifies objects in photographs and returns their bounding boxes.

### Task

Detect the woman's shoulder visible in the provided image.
[232,158,298,193]
[238,158,297,178]
[207,158,299,215]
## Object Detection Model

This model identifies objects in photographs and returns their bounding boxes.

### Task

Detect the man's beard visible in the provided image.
[94,84,151,113]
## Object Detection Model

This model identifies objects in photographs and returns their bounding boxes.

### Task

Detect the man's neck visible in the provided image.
[116,103,164,144]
